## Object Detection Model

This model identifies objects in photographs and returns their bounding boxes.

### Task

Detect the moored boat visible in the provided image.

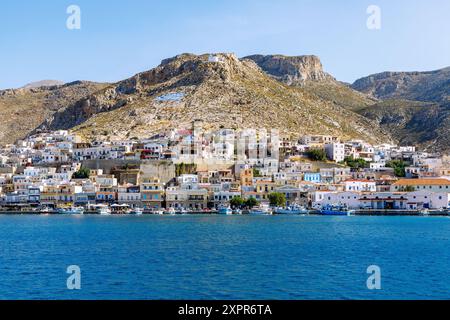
[39,206,55,214]
[232,208,242,215]
[58,207,85,215]
[274,205,308,215]
[320,204,354,216]
[249,204,273,215]
[218,205,233,215]
[94,204,111,215]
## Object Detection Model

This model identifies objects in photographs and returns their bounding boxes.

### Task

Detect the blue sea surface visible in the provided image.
[0,215,449,300]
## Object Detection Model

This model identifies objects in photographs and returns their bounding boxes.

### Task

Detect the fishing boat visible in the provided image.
[274,205,309,215]
[320,204,355,216]
[218,205,233,215]
[249,204,273,215]
[58,207,85,215]
[94,204,111,215]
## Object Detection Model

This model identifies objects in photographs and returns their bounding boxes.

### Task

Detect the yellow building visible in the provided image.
[240,168,253,187]
[255,181,276,201]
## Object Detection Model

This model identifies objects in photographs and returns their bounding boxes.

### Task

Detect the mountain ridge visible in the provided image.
[351,67,450,103]
[62,53,387,144]
[1,52,448,153]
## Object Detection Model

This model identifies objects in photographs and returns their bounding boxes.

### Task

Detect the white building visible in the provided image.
[325,143,345,163]
[344,180,377,192]
[177,174,199,186]
[312,191,361,209]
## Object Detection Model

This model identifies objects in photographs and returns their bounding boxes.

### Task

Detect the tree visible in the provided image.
[344,156,369,169]
[268,192,286,207]
[386,160,407,177]
[252,168,262,177]
[230,196,244,208]
[307,148,327,161]
[72,167,90,179]
[245,197,258,208]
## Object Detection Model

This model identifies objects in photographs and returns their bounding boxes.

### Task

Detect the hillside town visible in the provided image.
[1,121,449,215]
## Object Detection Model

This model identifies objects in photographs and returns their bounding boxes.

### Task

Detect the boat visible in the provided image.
[420,208,430,216]
[249,204,273,215]
[274,205,308,215]
[99,207,111,215]
[233,208,242,215]
[39,207,55,214]
[320,204,355,216]
[58,207,85,215]
[94,204,111,215]
[130,207,144,215]
[218,205,233,215]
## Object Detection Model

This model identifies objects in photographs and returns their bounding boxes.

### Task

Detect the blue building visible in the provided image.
[303,172,321,183]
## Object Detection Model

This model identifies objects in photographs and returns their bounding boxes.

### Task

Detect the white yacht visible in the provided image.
[94,204,111,215]
[249,204,273,215]
[58,207,85,215]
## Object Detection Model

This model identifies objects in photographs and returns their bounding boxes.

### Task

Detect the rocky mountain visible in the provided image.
[0,81,108,145]
[359,100,450,152]
[247,54,449,152]
[34,53,387,144]
[351,67,450,103]
[349,67,450,152]
[3,52,448,152]
[244,54,334,85]
[246,54,377,112]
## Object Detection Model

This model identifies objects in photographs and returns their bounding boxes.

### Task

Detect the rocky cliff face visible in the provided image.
[359,100,450,152]
[38,53,387,144]
[350,66,450,152]
[352,67,450,103]
[243,54,334,85]
[2,52,448,152]
[13,52,450,149]
[248,55,450,152]
[0,81,107,145]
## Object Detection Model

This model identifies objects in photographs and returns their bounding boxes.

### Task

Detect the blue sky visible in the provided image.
[1,0,450,89]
